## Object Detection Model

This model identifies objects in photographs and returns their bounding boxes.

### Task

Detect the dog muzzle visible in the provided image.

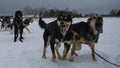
[59,24,69,33]
[96,26,103,33]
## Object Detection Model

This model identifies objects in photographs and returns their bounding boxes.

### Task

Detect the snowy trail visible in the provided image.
[0,17,120,68]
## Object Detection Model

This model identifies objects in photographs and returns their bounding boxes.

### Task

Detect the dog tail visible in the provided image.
[38,17,47,29]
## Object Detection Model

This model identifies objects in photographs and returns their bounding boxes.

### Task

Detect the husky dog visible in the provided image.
[1,16,11,31]
[69,14,103,61]
[39,14,73,62]
[23,17,33,33]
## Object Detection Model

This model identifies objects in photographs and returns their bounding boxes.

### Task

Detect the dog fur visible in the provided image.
[11,17,33,34]
[69,14,103,61]
[23,17,33,33]
[0,16,11,31]
[39,14,73,62]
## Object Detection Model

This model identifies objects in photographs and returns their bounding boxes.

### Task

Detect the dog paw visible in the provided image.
[14,39,17,42]
[74,52,79,56]
[58,56,62,60]
[14,40,17,42]
[69,56,74,62]
[42,56,47,59]
[62,56,66,60]
[52,55,56,62]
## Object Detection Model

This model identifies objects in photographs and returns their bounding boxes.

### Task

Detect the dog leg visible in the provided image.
[5,24,8,31]
[25,27,31,33]
[52,54,56,62]
[50,41,56,62]
[3,26,5,31]
[74,52,79,56]
[42,48,47,59]
[0,25,2,31]
[62,43,71,60]
[55,42,61,59]
[74,41,82,56]
[3,25,7,31]
[70,48,79,57]
[62,45,67,60]
[69,34,78,61]
[42,41,49,59]
[90,42,96,61]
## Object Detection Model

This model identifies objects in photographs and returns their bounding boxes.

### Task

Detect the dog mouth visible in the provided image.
[96,20,103,33]
[59,24,69,33]
[96,26,103,33]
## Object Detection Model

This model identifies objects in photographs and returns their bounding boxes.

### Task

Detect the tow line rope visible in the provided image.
[90,47,120,67]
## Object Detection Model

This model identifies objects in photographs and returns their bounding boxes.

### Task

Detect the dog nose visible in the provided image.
[60,22,64,25]
[60,22,65,27]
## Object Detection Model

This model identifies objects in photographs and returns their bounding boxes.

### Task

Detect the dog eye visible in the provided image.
[93,17,97,19]
[65,17,67,20]
[60,16,63,19]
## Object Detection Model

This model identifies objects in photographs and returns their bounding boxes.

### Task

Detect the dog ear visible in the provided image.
[65,14,73,22]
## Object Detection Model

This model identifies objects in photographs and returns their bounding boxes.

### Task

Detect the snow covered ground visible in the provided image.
[0,17,120,68]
